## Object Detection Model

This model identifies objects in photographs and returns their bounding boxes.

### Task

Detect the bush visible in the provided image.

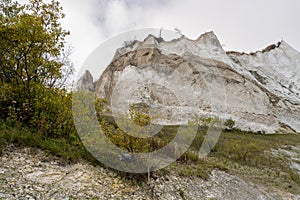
[95,100,153,153]
[0,81,77,140]
[224,119,235,129]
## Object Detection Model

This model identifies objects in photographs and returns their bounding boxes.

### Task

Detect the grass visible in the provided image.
[211,129,300,172]
[162,127,300,194]
[193,129,300,194]
[0,121,97,164]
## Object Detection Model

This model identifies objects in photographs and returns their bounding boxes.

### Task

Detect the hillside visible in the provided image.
[1,144,299,199]
[2,31,300,199]
[79,31,300,134]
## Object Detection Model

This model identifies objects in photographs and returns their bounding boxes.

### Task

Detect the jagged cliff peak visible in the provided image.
[143,34,164,45]
[76,70,96,91]
[196,31,223,49]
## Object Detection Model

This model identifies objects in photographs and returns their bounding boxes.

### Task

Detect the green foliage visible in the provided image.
[200,116,221,126]
[129,103,151,127]
[195,116,235,130]
[179,150,199,163]
[213,130,300,168]
[178,188,186,200]
[95,98,108,118]
[224,119,235,129]
[96,100,154,153]
[0,0,72,88]
[0,121,94,162]
[2,85,75,137]
[0,0,75,139]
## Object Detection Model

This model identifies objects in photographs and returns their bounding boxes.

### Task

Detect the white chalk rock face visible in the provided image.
[77,70,96,91]
[80,31,300,134]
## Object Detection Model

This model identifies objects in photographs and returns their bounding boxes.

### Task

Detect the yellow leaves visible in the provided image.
[0,0,71,89]
[129,103,152,127]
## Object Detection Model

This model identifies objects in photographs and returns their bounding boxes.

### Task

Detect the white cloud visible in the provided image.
[58,0,300,72]
[134,0,300,52]
[60,0,105,68]
[102,0,131,34]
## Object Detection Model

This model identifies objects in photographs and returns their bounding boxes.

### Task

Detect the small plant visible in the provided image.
[224,119,235,129]
[196,116,223,133]
[178,188,186,200]
[179,150,199,163]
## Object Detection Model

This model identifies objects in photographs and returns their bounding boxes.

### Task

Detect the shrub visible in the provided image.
[224,119,235,129]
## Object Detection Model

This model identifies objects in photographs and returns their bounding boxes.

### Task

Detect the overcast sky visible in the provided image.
[23,0,300,73]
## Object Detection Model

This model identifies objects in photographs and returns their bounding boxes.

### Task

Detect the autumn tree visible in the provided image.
[0,0,72,86]
[0,0,74,137]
